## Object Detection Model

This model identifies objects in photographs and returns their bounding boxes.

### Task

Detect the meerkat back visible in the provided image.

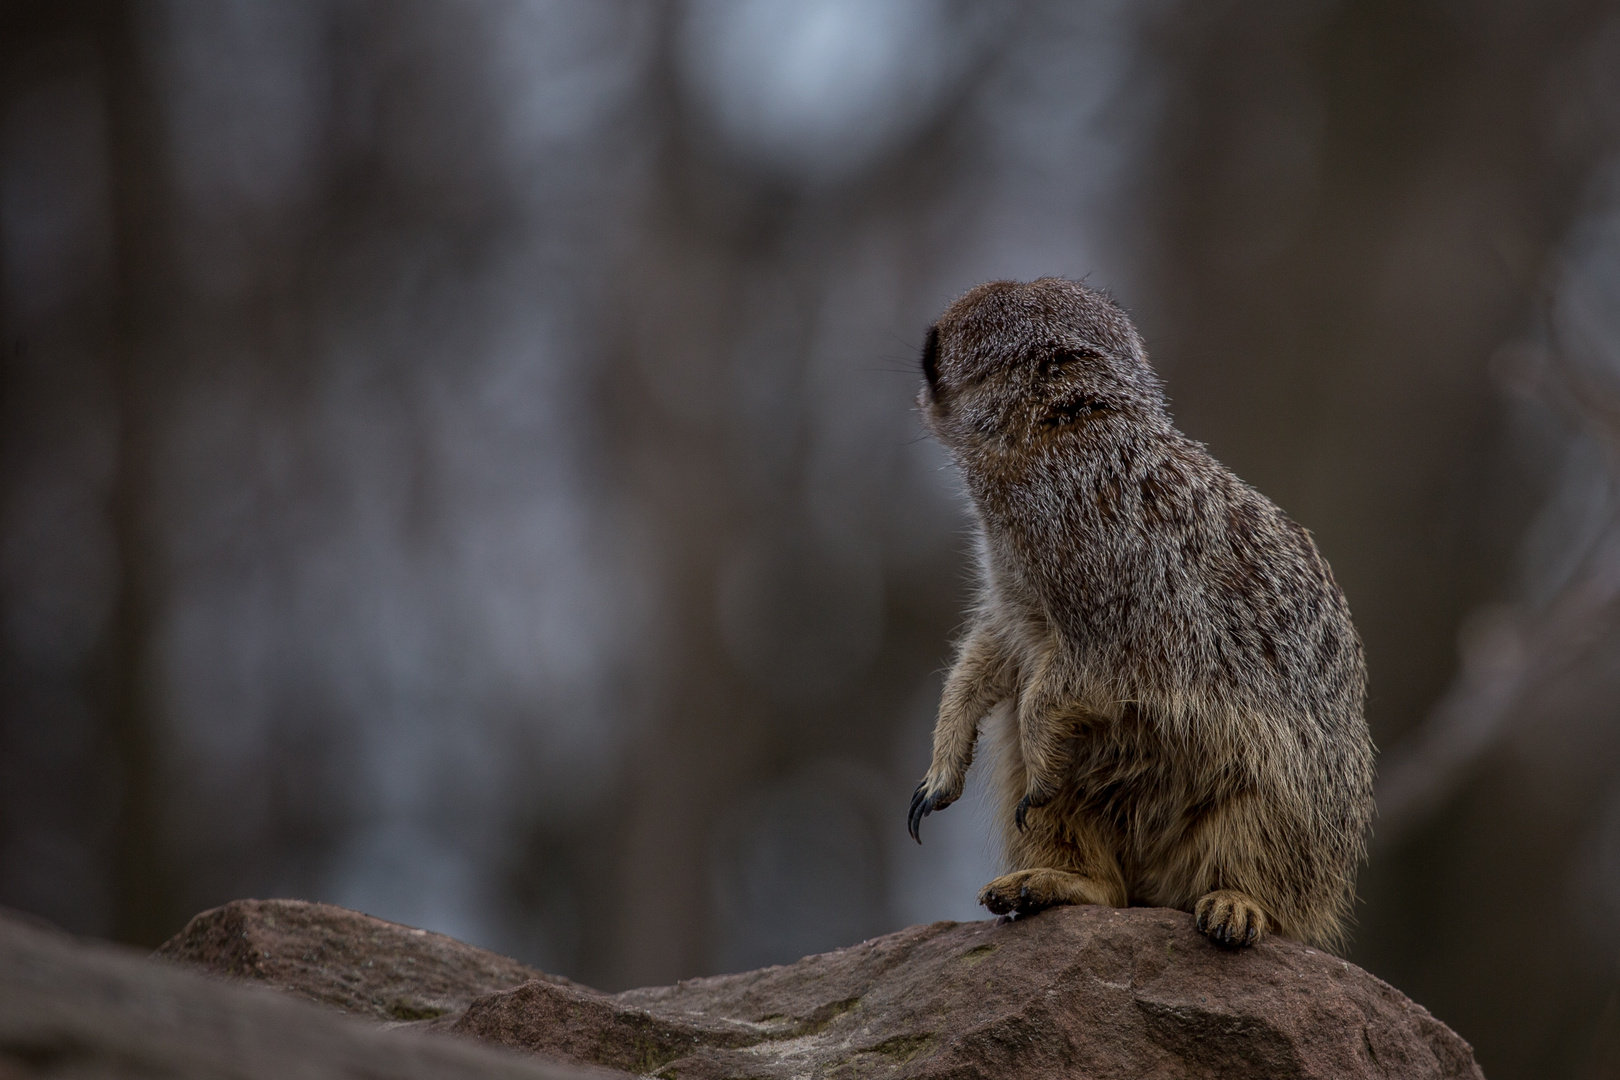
[907,277,1373,952]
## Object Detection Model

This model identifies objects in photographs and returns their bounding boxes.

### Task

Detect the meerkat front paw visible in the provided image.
[978,868,1115,916]
[1014,784,1059,832]
[1194,889,1269,948]
[907,774,962,843]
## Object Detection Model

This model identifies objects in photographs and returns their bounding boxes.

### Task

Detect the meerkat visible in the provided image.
[906,278,1374,951]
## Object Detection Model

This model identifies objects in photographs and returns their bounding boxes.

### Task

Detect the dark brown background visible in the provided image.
[3,3,1619,1078]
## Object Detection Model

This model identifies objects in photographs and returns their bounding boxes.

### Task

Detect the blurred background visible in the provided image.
[3,0,1620,1075]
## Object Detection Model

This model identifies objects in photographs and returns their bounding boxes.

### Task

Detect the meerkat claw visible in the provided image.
[908,782,932,843]
[909,778,962,842]
[1014,789,1052,832]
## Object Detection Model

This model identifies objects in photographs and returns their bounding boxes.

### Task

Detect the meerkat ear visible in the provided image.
[920,325,941,393]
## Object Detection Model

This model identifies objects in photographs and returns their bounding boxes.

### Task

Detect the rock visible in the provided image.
[0,907,616,1080]
[155,897,572,1022]
[160,899,1483,1079]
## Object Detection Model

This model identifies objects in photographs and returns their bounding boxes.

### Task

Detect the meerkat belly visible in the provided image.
[1063,714,1238,907]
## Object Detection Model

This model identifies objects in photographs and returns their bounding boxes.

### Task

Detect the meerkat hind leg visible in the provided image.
[1194,889,1270,948]
[985,775,1126,917]
[979,867,1124,917]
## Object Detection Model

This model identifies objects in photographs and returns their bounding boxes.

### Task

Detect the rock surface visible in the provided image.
[156,896,572,1022]
[161,898,1484,1079]
[0,906,607,1080]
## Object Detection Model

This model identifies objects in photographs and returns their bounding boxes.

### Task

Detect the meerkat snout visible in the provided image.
[920,325,942,397]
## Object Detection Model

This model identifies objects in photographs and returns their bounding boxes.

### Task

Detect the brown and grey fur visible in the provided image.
[907,278,1373,951]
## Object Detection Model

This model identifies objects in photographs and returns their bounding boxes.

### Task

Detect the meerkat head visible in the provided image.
[917,278,1167,459]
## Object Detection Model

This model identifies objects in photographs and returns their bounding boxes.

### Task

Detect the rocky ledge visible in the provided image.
[151,898,1483,1079]
[0,905,592,1080]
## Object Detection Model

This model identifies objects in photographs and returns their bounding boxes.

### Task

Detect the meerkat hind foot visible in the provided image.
[978,868,1120,917]
[1194,889,1269,948]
